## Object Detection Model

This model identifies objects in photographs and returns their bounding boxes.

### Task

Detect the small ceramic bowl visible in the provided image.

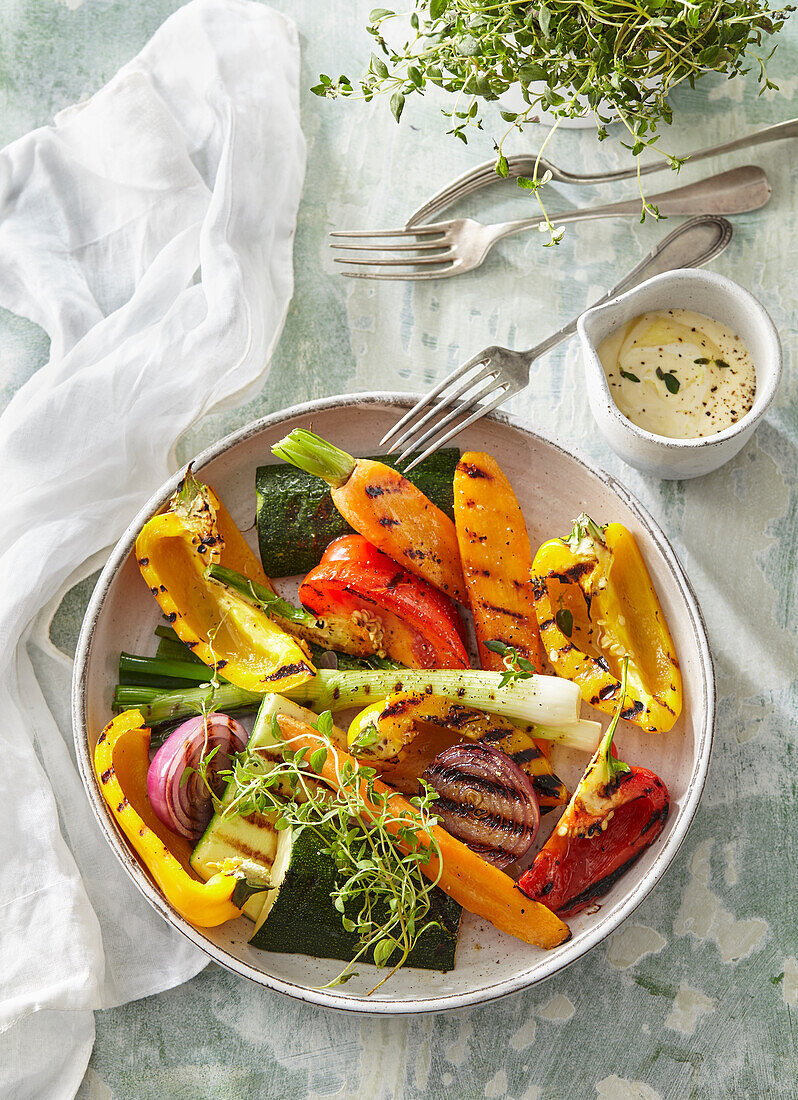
[577,268,782,479]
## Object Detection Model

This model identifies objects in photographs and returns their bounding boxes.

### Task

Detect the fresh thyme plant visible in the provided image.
[314,0,792,242]
[211,711,444,993]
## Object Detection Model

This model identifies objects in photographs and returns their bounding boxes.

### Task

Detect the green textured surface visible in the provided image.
[5,0,797,1097]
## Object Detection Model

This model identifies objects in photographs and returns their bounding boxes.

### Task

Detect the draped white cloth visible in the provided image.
[0,2,306,1095]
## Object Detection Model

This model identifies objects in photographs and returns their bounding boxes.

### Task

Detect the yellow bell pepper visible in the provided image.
[531,515,682,734]
[93,709,244,927]
[135,472,314,694]
[347,692,568,810]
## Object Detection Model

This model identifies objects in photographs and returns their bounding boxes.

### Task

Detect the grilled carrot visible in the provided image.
[272,430,466,602]
[453,452,545,674]
[453,452,565,796]
[276,714,571,951]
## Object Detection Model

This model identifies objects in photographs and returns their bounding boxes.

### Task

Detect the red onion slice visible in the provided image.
[147,713,248,840]
[422,742,540,869]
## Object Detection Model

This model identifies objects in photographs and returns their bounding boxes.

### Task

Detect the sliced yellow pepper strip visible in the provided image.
[94,709,243,927]
[135,473,315,694]
[531,516,682,734]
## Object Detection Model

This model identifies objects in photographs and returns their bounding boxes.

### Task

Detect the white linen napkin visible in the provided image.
[0,1,306,1095]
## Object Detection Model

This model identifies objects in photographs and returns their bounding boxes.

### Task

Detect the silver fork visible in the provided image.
[380,215,733,469]
[332,166,768,280]
[406,117,798,227]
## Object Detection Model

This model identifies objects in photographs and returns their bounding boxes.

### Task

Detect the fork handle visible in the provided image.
[406,117,798,227]
[522,215,733,360]
[484,165,767,246]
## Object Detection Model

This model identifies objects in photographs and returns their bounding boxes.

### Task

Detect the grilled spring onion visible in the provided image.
[115,669,600,751]
[286,669,599,745]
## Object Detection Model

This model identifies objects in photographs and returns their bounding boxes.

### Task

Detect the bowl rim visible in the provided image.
[71,391,715,1015]
[577,267,782,451]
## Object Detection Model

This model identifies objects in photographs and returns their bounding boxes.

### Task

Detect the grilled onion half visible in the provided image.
[422,742,540,869]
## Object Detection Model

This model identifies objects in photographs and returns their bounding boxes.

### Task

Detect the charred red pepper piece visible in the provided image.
[518,660,669,917]
[299,535,469,670]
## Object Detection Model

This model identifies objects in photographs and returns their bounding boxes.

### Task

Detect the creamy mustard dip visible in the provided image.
[597,308,756,439]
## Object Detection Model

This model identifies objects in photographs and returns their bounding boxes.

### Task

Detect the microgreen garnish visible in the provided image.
[619,369,641,383]
[657,366,681,395]
[715,359,731,369]
[208,710,444,994]
[315,1,792,244]
[555,608,574,638]
[484,639,537,686]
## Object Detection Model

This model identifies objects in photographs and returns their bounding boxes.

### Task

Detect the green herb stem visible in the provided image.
[594,657,633,789]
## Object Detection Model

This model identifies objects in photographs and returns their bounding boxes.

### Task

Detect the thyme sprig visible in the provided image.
[316,0,792,244]
[210,711,444,993]
[484,638,537,687]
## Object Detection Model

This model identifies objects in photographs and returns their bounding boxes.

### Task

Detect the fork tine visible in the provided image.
[402,386,512,471]
[331,240,449,253]
[396,375,509,462]
[334,255,454,268]
[330,225,446,239]
[384,363,498,454]
[379,351,494,447]
[340,267,459,281]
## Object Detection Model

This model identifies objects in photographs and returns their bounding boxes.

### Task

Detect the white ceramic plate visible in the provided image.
[72,394,714,1014]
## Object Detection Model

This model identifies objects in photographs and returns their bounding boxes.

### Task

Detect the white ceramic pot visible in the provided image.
[577,269,782,480]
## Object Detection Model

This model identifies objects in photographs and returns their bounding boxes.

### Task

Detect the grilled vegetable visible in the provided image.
[518,661,670,916]
[248,823,462,970]
[454,451,545,674]
[275,713,571,950]
[114,666,601,748]
[290,668,601,750]
[205,562,383,658]
[422,743,540,869]
[135,471,315,694]
[272,430,466,602]
[94,710,245,927]
[256,448,460,577]
[532,514,682,733]
[299,535,469,669]
[147,714,248,840]
[190,788,277,923]
[347,691,568,810]
[191,696,346,923]
[219,695,462,982]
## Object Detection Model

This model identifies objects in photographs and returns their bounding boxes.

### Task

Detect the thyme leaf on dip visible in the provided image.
[619,369,641,383]
[656,366,681,395]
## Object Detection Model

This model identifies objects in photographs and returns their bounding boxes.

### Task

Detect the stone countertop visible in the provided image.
[3,2,796,1098]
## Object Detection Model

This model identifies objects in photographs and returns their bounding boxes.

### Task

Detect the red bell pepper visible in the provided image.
[299,535,469,670]
[518,661,669,917]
